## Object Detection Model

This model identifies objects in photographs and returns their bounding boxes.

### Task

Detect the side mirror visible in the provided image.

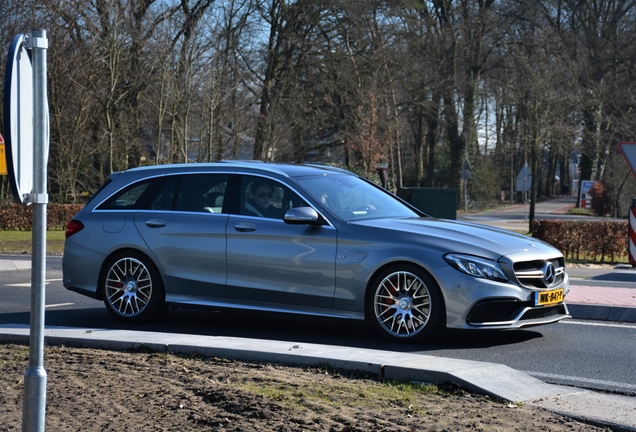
[284,207,324,226]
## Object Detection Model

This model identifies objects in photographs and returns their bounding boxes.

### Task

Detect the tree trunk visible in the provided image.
[425,91,441,187]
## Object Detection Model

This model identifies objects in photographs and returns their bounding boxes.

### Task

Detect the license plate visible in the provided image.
[534,288,564,306]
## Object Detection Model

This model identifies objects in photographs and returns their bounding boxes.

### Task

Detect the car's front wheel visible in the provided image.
[101,251,166,322]
[368,265,443,343]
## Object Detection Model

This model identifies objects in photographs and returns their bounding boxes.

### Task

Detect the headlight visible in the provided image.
[444,254,508,282]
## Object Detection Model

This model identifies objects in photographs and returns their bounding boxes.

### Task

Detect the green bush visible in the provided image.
[0,204,84,230]
[532,219,628,262]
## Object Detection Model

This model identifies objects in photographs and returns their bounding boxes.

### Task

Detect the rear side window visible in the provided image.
[96,177,167,210]
[96,174,229,213]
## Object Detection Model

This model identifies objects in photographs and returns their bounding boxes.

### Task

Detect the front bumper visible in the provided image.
[465,299,570,328]
[436,265,571,330]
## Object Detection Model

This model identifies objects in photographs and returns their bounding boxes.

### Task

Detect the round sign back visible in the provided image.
[3,34,34,204]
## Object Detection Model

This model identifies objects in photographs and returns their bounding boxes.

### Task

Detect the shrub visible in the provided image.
[532,219,628,262]
[0,204,84,230]
[590,181,614,217]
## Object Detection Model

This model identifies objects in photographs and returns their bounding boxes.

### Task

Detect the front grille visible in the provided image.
[519,303,567,321]
[467,300,568,325]
[467,299,526,324]
[513,258,565,289]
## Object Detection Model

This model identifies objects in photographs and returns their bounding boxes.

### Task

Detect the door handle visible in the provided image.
[145,219,167,228]
[234,223,257,232]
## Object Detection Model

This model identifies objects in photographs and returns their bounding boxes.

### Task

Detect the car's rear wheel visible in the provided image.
[101,251,166,322]
[369,265,443,343]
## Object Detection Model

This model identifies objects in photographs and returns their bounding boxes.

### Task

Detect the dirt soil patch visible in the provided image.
[0,344,607,431]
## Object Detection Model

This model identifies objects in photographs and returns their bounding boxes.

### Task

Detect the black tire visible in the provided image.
[101,251,167,322]
[368,264,444,343]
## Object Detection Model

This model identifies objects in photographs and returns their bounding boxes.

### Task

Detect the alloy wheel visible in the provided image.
[105,257,153,317]
[373,271,432,339]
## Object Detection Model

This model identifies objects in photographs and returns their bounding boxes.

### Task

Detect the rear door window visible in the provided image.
[174,174,229,213]
[150,176,178,210]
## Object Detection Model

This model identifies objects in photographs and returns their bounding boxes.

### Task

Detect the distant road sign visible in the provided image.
[579,179,595,209]
[618,142,636,179]
[516,162,532,192]
[3,34,34,204]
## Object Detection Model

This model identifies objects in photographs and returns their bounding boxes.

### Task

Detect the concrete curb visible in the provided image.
[568,303,636,323]
[1,324,635,431]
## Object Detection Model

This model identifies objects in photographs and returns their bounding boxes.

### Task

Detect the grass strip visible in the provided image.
[0,230,66,255]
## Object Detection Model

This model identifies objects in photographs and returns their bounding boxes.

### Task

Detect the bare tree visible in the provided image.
[169,0,216,162]
[250,0,324,161]
[546,0,636,185]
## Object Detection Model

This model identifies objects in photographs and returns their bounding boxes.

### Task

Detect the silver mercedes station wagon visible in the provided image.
[63,161,570,342]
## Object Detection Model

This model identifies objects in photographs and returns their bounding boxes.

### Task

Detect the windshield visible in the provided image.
[295,174,420,221]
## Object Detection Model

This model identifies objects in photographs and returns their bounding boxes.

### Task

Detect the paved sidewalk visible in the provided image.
[567,265,636,323]
[568,284,636,306]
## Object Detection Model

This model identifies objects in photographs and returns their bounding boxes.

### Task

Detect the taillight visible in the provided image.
[65,220,84,238]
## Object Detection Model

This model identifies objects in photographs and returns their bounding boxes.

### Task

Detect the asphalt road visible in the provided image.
[457,195,623,232]
[1,255,635,396]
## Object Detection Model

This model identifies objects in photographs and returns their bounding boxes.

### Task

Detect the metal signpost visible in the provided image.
[461,159,471,213]
[516,161,531,222]
[4,29,49,431]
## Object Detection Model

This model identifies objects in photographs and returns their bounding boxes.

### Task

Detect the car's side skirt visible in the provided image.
[164,294,366,320]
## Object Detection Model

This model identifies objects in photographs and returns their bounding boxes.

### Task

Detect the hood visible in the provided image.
[349,217,558,260]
